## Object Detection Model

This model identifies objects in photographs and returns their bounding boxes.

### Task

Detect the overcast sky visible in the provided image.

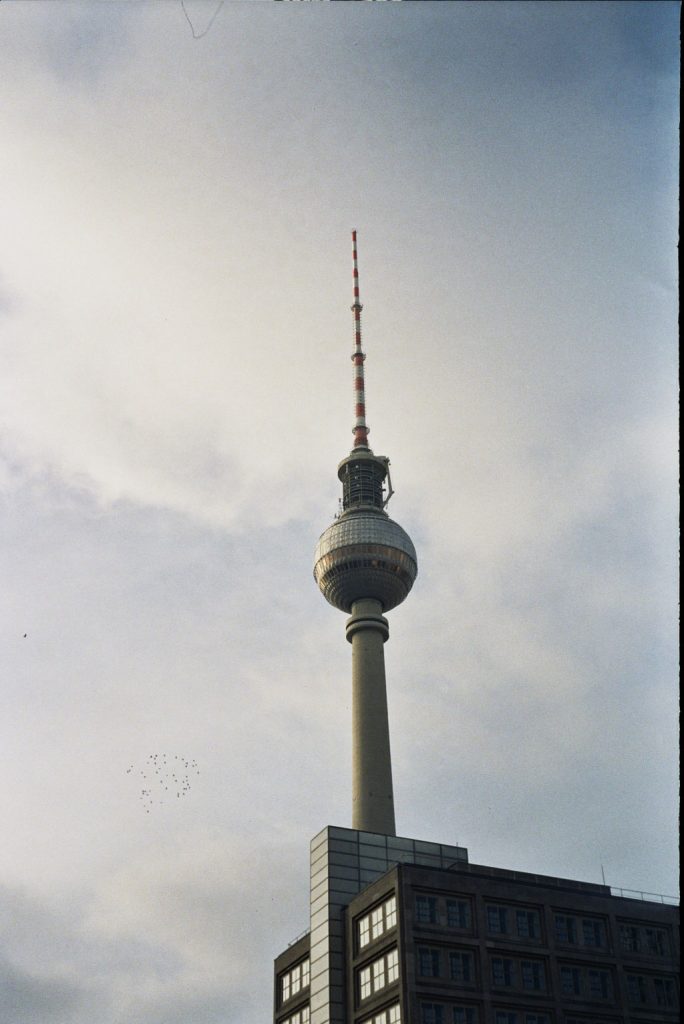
[0,2,679,1022]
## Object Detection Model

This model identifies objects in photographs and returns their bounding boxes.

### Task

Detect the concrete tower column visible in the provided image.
[346,598,395,836]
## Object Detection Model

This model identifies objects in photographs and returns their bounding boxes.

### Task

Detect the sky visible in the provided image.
[0,1,679,1021]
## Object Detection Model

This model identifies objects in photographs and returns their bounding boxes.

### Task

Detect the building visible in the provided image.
[272,236,679,1024]
[273,826,679,1024]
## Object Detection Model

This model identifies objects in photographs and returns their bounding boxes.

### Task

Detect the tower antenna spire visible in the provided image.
[351,230,369,449]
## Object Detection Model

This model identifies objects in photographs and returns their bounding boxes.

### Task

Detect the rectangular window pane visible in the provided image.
[521,961,544,991]
[646,928,667,956]
[654,978,675,1007]
[453,1008,476,1024]
[492,958,513,986]
[620,925,639,952]
[449,952,472,983]
[359,914,371,948]
[448,900,470,929]
[421,1005,444,1024]
[561,967,581,995]
[417,896,438,924]
[385,896,397,930]
[588,970,611,1000]
[555,915,576,944]
[387,948,399,984]
[517,910,539,939]
[582,919,604,947]
[487,906,508,934]
[495,1012,516,1024]
[360,966,372,1000]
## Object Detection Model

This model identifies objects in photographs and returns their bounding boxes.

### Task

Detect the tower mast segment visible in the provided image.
[351,229,369,450]
[313,231,418,837]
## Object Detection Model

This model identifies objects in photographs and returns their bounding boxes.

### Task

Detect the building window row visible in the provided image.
[281,958,310,1004]
[626,973,678,1008]
[619,923,671,957]
[360,895,398,949]
[415,895,473,930]
[359,948,399,1001]
[492,956,547,993]
[361,1003,402,1024]
[554,915,606,950]
[559,966,613,1002]
[420,1002,478,1024]
[417,946,475,984]
[282,1007,310,1024]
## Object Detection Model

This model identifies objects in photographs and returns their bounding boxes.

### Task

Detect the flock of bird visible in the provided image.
[126,753,200,812]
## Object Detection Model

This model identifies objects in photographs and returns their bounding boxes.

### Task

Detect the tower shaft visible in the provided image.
[346,598,396,835]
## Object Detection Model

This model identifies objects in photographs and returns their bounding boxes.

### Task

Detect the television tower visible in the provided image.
[313,231,418,837]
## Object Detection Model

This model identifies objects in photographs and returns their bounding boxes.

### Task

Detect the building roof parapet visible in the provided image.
[609,886,679,906]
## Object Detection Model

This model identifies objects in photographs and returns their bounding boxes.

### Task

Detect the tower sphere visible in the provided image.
[313,509,417,613]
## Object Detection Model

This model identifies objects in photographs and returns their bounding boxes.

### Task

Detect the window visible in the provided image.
[525,1016,549,1024]
[587,970,611,1000]
[388,1007,402,1024]
[620,922,670,957]
[516,911,541,940]
[492,958,514,987]
[620,925,639,953]
[373,957,386,991]
[363,1007,401,1024]
[453,1007,477,1024]
[417,896,439,924]
[627,974,648,1004]
[418,947,441,978]
[449,951,473,984]
[487,906,509,935]
[581,919,605,948]
[555,915,576,945]
[654,977,676,1008]
[359,948,400,1001]
[447,900,471,930]
[359,894,398,949]
[283,1010,310,1024]
[521,961,545,991]
[495,1013,517,1024]
[560,967,581,996]
[645,928,667,956]
[421,1004,445,1024]
[281,959,310,1004]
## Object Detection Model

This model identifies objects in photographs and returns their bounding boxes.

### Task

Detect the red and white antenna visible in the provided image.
[351,229,369,449]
